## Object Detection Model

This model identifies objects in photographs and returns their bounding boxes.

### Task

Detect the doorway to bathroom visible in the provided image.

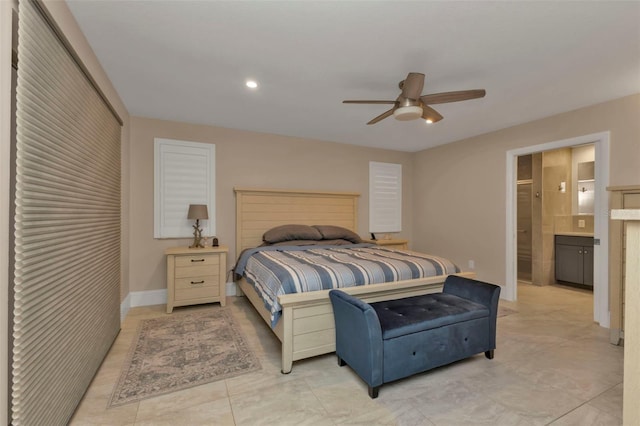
[505,132,610,327]
[516,145,595,286]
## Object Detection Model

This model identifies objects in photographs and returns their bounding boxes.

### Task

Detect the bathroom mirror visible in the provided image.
[577,161,595,215]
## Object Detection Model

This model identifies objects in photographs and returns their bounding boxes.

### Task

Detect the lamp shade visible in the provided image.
[187,204,209,220]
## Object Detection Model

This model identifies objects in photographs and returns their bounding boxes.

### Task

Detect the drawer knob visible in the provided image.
[191,259,205,263]
[190,280,205,285]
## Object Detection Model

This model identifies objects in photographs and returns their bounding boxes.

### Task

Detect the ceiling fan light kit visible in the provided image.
[343,72,486,125]
[393,106,423,121]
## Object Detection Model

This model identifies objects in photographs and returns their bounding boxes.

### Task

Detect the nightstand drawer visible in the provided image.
[175,284,220,302]
[174,287,220,304]
[175,275,219,290]
[175,264,219,278]
[175,254,219,268]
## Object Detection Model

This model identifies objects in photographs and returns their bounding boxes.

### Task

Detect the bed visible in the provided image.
[234,187,474,373]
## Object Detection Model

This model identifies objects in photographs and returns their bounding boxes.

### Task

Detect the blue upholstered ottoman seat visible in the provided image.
[329,275,501,398]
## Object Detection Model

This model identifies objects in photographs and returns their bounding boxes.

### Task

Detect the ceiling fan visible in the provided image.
[343,72,486,125]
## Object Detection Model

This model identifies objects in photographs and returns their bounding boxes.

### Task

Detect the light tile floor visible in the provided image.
[70,283,623,425]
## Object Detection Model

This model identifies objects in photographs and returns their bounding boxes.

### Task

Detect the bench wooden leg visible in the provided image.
[485,350,494,359]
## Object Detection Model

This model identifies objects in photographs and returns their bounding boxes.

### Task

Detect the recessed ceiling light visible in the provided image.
[425,119,433,124]
[246,80,258,89]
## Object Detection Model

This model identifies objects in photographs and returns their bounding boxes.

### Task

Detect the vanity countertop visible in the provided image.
[555,232,594,237]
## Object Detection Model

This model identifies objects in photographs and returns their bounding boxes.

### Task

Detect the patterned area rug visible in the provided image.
[109,308,261,407]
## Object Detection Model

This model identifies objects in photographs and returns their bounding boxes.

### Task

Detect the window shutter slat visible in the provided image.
[369,162,402,233]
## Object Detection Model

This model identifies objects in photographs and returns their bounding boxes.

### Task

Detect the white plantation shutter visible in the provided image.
[13,1,122,425]
[154,138,215,238]
[369,161,402,233]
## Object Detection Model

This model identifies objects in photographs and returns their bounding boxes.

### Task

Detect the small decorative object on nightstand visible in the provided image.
[187,204,208,248]
[165,245,228,313]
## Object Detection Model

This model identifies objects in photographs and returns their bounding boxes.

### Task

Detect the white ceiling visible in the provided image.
[66,1,640,152]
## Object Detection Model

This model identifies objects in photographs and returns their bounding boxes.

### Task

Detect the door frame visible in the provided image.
[516,181,533,282]
[505,131,610,327]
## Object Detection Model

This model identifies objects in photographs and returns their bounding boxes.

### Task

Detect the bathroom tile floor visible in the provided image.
[70,282,623,425]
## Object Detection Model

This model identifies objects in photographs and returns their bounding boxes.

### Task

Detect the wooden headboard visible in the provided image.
[234,187,360,255]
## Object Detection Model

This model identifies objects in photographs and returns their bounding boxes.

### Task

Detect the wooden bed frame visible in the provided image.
[234,187,474,373]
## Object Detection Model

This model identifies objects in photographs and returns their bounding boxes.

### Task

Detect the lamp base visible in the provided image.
[190,220,204,248]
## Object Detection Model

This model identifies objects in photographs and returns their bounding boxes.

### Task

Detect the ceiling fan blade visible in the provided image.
[343,100,396,104]
[400,73,425,99]
[420,89,486,105]
[421,105,444,123]
[367,108,395,125]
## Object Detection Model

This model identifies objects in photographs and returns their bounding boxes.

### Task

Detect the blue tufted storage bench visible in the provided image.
[328,275,501,398]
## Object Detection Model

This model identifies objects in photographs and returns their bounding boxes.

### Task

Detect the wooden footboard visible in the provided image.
[237,272,476,373]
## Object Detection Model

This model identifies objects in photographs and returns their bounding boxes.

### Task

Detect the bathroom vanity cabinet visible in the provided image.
[554,235,594,287]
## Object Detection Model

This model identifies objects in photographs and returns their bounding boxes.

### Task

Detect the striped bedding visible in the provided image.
[234,244,460,327]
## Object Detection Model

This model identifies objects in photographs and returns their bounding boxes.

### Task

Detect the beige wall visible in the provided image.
[412,94,640,286]
[129,117,414,293]
[1,1,130,421]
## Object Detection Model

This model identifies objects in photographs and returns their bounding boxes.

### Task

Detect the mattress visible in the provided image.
[234,244,460,326]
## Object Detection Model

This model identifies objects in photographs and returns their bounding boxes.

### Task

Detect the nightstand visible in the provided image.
[364,238,409,250]
[165,245,228,313]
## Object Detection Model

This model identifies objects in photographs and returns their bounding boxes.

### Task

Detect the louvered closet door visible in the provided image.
[13,1,122,424]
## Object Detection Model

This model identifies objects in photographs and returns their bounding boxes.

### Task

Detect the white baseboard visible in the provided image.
[120,283,237,320]
[131,289,167,307]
